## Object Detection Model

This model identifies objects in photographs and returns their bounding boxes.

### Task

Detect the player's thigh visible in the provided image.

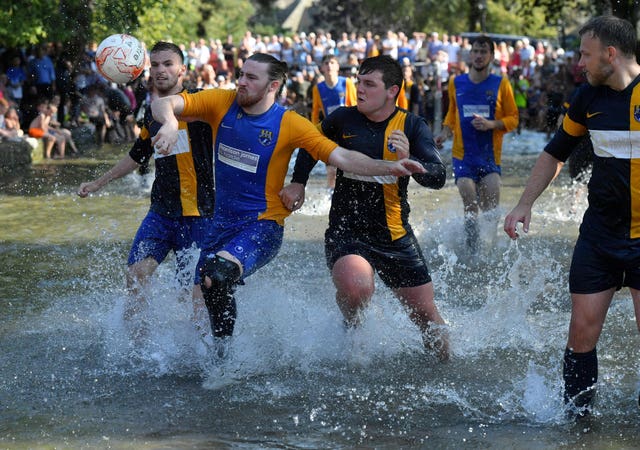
[455,177,478,210]
[477,172,501,210]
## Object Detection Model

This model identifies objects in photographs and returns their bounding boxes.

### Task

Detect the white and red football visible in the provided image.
[95,34,145,84]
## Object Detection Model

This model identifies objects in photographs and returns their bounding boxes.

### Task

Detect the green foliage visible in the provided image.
[0,0,57,46]
[92,0,148,39]
[136,0,205,45]
[1,0,635,59]
[202,0,255,41]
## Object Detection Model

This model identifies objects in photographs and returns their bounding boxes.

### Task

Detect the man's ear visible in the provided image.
[389,84,400,99]
[269,79,281,93]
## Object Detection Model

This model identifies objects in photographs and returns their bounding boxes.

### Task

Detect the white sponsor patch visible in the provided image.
[343,171,397,185]
[154,129,190,159]
[462,104,490,118]
[218,143,260,173]
[590,130,640,159]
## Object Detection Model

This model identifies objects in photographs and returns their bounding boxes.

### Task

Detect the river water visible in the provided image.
[1,131,639,449]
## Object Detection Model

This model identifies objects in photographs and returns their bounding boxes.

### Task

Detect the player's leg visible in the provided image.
[331,254,375,327]
[563,289,615,414]
[124,212,173,340]
[199,220,283,340]
[456,177,480,252]
[477,172,501,212]
[394,282,449,362]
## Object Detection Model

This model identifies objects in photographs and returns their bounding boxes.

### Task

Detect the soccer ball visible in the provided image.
[95,34,145,84]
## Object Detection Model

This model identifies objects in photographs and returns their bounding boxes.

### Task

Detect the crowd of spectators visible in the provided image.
[0,28,581,158]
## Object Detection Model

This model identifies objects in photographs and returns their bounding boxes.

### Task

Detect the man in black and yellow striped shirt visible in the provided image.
[78,42,214,337]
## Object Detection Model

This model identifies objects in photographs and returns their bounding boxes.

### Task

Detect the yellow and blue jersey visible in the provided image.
[311,76,357,124]
[181,89,337,226]
[443,73,518,167]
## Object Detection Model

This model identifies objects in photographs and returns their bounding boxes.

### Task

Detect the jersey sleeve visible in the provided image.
[396,81,408,109]
[345,78,357,106]
[496,76,519,132]
[311,84,322,124]
[544,84,590,162]
[282,111,337,162]
[442,76,457,130]
[406,114,446,188]
[181,88,236,125]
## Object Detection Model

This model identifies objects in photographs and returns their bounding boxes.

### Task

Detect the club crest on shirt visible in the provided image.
[634,105,640,123]
[485,90,496,103]
[259,129,273,146]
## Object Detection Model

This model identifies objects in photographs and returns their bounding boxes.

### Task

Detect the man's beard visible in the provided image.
[236,83,270,108]
[585,60,614,87]
[472,61,490,73]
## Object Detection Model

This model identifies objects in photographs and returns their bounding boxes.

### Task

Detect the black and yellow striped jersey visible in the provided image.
[322,106,445,243]
[129,90,215,218]
[545,75,640,239]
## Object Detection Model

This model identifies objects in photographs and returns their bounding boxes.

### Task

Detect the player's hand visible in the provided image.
[390,159,426,176]
[388,129,409,160]
[503,204,532,240]
[279,183,306,211]
[151,119,179,155]
[471,113,492,131]
[77,181,99,198]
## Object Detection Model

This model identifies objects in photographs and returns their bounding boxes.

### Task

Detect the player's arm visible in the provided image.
[150,94,184,153]
[435,77,457,148]
[494,77,519,132]
[328,147,425,177]
[279,149,317,211]
[77,155,139,197]
[503,151,563,239]
[406,119,447,189]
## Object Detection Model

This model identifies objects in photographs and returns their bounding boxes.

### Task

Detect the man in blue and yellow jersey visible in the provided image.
[505,15,640,418]
[78,42,215,339]
[311,54,357,192]
[283,55,450,361]
[150,53,426,356]
[435,35,518,254]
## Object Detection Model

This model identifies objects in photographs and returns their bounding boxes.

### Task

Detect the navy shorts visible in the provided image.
[452,157,501,183]
[128,210,216,268]
[569,232,640,294]
[325,229,432,289]
[196,218,283,284]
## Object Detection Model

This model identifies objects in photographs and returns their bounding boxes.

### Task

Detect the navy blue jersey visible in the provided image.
[544,75,640,239]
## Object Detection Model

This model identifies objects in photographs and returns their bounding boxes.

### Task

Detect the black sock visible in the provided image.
[563,347,598,409]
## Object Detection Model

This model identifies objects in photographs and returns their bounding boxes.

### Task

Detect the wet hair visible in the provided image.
[150,41,184,64]
[358,55,403,97]
[470,35,495,54]
[246,53,288,97]
[579,15,636,58]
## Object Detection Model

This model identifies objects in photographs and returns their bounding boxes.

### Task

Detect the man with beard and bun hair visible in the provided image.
[282,55,450,361]
[78,42,215,340]
[151,52,427,359]
[435,35,518,255]
[504,15,640,418]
